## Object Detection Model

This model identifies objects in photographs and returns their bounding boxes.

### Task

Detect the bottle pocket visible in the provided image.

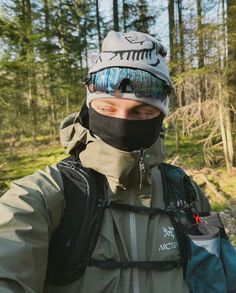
[185,219,227,293]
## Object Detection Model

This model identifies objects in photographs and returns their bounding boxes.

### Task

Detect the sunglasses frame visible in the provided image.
[84,68,172,100]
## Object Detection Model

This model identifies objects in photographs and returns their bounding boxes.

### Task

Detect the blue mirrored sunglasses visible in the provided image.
[84,68,171,101]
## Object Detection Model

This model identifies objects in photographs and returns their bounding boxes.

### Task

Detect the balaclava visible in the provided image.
[85,30,172,151]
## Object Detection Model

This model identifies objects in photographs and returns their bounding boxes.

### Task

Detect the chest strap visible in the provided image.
[93,200,185,271]
[98,199,185,218]
[88,257,183,271]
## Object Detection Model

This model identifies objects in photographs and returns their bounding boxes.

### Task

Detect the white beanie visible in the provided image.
[87,30,172,116]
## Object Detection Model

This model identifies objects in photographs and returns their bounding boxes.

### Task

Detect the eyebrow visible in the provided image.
[99,100,153,109]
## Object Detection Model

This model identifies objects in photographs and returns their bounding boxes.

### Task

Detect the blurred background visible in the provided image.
[0,0,235,239]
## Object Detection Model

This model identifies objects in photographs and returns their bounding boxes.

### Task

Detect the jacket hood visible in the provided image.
[59,102,166,193]
[60,103,94,155]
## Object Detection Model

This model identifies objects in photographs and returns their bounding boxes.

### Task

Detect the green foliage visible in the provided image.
[230,236,236,247]
[123,0,156,33]
[211,202,227,212]
[0,0,96,143]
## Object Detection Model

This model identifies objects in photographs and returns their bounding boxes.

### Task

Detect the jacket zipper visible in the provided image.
[129,191,140,293]
[131,150,145,292]
[139,149,145,189]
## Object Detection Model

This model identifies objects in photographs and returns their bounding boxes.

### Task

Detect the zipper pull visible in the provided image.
[139,150,145,189]
[193,213,202,224]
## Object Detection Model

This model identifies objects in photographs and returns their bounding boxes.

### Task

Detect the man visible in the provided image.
[0,31,211,292]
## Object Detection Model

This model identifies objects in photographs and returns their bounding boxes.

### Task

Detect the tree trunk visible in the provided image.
[227,0,236,164]
[177,0,185,106]
[222,0,227,68]
[216,4,234,170]
[95,0,102,50]
[84,19,88,70]
[113,0,119,31]
[225,105,234,165]
[122,0,128,32]
[168,0,175,65]
[197,0,205,102]
[137,0,149,33]
[168,0,179,152]
[24,0,38,143]
[197,0,204,68]
[43,0,57,140]
[219,81,234,171]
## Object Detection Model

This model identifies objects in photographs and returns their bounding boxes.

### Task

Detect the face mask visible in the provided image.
[89,107,163,152]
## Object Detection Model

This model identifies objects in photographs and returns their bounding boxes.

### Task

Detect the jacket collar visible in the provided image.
[60,110,165,193]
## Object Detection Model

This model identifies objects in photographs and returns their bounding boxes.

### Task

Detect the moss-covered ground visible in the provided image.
[0,141,66,194]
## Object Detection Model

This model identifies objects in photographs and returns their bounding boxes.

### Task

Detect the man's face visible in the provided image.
[91,98,161,120]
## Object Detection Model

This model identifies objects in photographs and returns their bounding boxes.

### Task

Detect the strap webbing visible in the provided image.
[98,199,173,216]
[88,258,183,271]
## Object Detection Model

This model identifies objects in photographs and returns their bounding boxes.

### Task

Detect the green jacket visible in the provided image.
[0,113,210,293]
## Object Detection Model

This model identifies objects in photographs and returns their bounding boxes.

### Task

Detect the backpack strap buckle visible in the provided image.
[182,202,202,224]
[97,198,111,209]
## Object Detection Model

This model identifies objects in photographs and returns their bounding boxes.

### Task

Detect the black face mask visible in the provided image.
[89,107,164,152]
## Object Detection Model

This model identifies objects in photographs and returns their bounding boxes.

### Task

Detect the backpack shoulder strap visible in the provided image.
[46,156,106,286]
[159,162,210,213]
[158,163,199,266]
[159,162,197,205]
[159,163,211,269]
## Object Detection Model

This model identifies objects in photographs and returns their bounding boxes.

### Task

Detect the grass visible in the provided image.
[0,142,66,193]
[165,135,206,169]
[166,133,236,183]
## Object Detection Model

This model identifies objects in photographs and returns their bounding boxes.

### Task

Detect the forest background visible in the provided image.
[0,0,236,240]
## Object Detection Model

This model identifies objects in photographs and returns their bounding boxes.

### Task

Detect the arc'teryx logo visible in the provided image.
[163,226,175,239]
[158,226,178,252]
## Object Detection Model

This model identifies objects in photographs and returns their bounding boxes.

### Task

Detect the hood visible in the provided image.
[60,102,166,193]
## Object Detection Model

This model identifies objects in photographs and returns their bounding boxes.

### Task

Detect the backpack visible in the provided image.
[185,212,236,293]
[46,156,236,293]
[46,155,197,285]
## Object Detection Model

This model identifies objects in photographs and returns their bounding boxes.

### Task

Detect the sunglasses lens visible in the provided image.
[87,68,170,100]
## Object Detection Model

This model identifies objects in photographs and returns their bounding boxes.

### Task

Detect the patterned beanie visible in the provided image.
[86,30,172,116]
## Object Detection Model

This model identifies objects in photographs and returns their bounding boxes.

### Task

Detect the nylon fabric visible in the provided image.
[0,113,211,293]
[0,165,65,293]
[185,213,236,293]
[79,138,163,193]
[220,239,236,292]
[88,107,163,152]
[185,223,226,293]
[44,169,190,293]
